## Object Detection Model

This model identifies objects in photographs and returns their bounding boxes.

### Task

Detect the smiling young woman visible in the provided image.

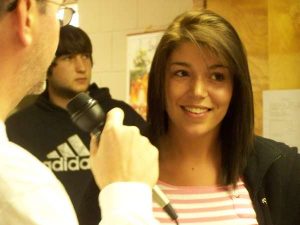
[146,9,300,225]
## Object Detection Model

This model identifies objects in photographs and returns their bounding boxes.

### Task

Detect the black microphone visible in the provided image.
[67,92,179,224]
[67,92,105,137]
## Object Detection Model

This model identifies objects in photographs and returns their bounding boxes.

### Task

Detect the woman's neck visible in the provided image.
[158,129,222,186]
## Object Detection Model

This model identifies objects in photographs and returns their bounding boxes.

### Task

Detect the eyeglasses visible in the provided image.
[56,6,75,27]
[46,0,75,27]
[6,0,75,27]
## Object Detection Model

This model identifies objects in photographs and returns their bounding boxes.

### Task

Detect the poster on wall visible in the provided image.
[126,31,164,119]
[263,89,300,152]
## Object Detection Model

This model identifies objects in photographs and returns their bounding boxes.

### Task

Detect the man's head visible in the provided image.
[46,25,93,101]
[53,25,93,63]
[0,0,68,119]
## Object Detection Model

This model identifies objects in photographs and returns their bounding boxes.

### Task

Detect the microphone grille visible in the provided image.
[67,92,92,115]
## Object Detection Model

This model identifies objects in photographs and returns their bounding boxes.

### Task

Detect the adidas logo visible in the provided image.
[44,135,90,172]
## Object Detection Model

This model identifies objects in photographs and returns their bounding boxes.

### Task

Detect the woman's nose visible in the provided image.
[190,76,208,98]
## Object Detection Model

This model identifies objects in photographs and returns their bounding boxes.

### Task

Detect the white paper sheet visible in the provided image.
[263,89,300,152]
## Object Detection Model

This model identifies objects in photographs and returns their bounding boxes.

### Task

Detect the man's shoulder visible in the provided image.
[89,84,135,109]
[1,141,60,183]
[96,96,136,113]
[6,104,39,123]
[106,98,133,109]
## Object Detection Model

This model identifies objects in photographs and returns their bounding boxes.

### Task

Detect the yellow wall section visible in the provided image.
[269,0,300,89]
[197,0,300,135]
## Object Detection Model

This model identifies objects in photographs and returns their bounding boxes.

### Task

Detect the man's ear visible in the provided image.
[15,0,33,46]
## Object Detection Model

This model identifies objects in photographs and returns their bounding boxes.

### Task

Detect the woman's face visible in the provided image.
[165,42,233,138]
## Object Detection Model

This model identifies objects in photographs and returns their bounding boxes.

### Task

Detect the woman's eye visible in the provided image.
[211,72,225,81]
[174,70,188,77]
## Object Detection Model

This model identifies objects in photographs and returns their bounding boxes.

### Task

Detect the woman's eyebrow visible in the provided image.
[208,64,228,69]
[169,61,191,67]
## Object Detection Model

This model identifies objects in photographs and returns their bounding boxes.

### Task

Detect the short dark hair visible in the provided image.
[147,9,254,186]
[47,25,93,76]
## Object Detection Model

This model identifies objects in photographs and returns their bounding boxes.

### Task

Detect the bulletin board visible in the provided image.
[126,31,164,119]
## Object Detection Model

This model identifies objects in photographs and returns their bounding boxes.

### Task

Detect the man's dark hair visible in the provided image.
[55,25,93,59]
[47,25,93,76]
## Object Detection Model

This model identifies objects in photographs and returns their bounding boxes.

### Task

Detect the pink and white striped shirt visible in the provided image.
[153,180,258,225]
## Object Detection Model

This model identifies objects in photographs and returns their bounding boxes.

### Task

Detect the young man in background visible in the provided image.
[6,24,148,225]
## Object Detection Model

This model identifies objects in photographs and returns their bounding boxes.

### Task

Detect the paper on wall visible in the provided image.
[263,89,300,152]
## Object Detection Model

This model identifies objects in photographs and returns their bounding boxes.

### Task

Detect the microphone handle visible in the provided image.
[152,185,178,223]
[66,94,178,221]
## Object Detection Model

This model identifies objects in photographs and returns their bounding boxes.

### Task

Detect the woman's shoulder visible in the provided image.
[244,136,300,191]
[254,136,298,157]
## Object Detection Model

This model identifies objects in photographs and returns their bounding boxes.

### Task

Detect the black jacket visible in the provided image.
[5,83,148,225]
[244,136,300,225]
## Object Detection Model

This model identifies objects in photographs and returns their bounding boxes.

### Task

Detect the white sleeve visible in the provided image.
[0,142,79,225]
[99,182,160,225]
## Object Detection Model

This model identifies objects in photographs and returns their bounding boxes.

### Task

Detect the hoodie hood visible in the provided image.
[36,83,112,112]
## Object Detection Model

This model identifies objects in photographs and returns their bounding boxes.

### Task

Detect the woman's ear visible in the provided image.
[15,0,33,46]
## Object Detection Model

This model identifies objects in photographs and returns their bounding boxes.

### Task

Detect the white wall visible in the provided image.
[78,0,193,101]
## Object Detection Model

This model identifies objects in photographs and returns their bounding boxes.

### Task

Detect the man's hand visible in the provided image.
[90,108,159,189]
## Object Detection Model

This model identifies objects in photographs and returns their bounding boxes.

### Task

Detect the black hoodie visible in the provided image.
[6,83,148,225]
